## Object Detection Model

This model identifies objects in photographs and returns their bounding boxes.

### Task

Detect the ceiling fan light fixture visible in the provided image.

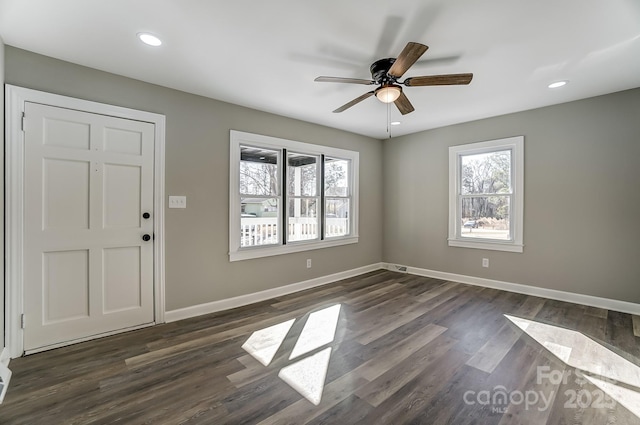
[375,85,402,103]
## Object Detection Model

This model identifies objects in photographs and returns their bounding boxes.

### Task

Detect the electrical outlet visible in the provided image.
[169,196,187,209]
[482,258,489,268]
[306,259,312,268]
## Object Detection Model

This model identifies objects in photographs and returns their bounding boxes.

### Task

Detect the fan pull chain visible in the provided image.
[387,102,391,138]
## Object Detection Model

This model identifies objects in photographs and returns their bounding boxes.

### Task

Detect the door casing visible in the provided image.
[5,85,166,358]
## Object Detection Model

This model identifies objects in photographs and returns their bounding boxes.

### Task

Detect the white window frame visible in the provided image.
[230,130,359,261]
[448,136,524,253]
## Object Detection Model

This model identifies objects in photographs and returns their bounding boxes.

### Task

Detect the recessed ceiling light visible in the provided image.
[548,80,568,89]
[390,121,401,126]
[137,32,162,47]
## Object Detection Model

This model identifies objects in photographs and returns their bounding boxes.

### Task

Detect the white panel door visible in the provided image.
[23,102,155,351]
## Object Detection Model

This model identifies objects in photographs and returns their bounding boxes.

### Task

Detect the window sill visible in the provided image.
[448,238,523,253]
[229,236,359,262]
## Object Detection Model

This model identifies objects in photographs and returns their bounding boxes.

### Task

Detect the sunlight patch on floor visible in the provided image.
[290,304,341,360]
[242,319,295,366]
[505,314,640,418]
[585,375,640,419]
[242,304,342,405]
[279,347,332,405]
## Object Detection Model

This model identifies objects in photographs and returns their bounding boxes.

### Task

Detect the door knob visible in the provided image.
[143,212,151,219]
[142,234,151,242]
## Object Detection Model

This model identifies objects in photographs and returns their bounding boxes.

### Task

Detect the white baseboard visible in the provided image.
[165,263,385,322]
[383,263,640,316]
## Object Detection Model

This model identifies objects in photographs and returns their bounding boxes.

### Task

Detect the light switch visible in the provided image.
[169,196,187,208]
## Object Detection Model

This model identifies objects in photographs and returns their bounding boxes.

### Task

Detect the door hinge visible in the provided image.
[21,314,25,329]
[21,113,26,132]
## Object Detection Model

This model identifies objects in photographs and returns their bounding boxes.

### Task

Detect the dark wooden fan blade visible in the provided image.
[315,76,375,85]
[394,92,415,115]
[403,73,473,87]
[387,42,429,78]
[333,91,375,113]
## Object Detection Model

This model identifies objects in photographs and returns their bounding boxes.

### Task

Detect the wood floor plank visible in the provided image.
[343,281,405,307]
[466,296,546,373]
[355,335,458,406]
[351,291,413,321]
[605,311,640,361]
[226,355,269,387]
[3,361,126,406]
[2,270,638,425]
[356,323,448,381]
[255,373,370,425]
[576,309,608,342]
[465,322,522,374]
[270,284,345,310]
[350,282,467,347]
[584,305,608,319]
[357,348,472,425]
[354,304,425,345]
[414,280,460,303]
[145,310,277,350]
[306,394,372,425]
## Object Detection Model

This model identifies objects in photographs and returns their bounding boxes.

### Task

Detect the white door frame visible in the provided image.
[5,85,166,358]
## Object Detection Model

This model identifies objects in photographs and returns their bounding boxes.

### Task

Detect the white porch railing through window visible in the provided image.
[325,218,348,238]
[288,217,318,242]
[240,217,348,247]
[241,217,278,247]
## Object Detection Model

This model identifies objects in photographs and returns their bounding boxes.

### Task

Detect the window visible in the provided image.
[287,152,319,242]
[448,136,524,252]
[230,131,359,261]
[324,157,350,238]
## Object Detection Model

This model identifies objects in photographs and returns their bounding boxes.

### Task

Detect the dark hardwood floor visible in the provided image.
[2,270,639,424]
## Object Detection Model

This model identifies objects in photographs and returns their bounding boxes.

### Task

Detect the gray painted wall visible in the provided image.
[383,88,640,304]
[4,46,384,312]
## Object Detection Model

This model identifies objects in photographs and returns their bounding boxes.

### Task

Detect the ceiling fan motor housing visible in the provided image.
[370,58,397,84]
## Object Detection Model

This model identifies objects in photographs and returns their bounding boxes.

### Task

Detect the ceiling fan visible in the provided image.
[314,42,473,115]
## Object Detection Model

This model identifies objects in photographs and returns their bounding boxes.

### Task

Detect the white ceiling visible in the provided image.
[1,0,639,139]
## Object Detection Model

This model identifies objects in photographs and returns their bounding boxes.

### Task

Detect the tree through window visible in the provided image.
[460,149,512,240]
